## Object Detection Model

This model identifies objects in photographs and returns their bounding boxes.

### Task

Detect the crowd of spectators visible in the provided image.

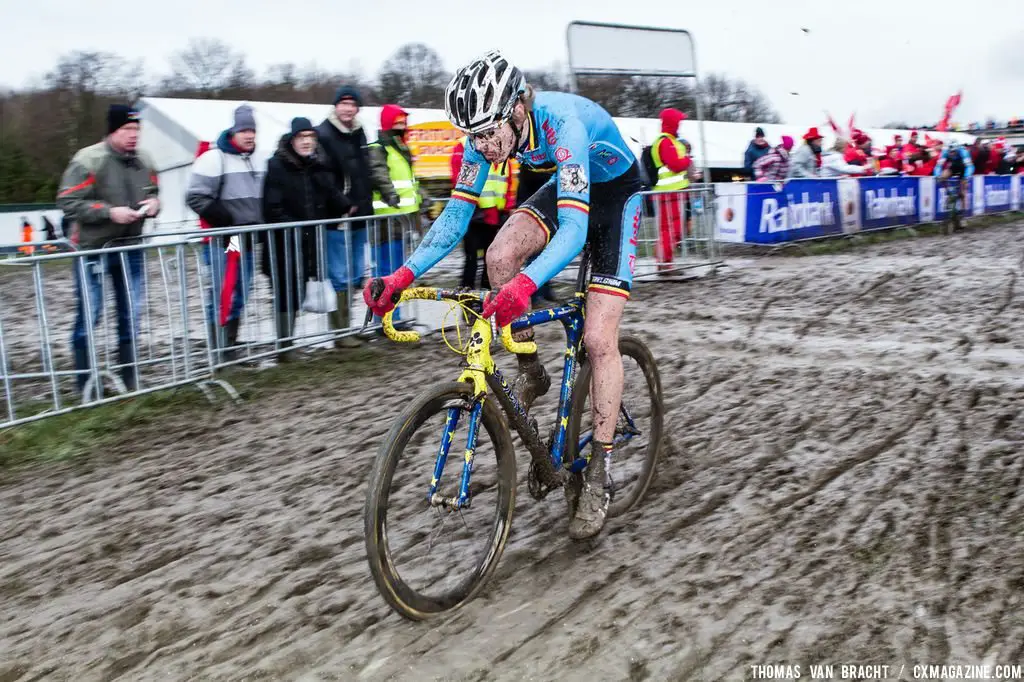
[744,126,1024,181]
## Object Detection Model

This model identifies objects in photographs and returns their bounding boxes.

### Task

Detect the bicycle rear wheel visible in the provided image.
[364,381,517,621]
[566,335,664,518]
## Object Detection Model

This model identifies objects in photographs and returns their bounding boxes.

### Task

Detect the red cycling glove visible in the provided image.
[482,273,538,328]
[363,265,415,316]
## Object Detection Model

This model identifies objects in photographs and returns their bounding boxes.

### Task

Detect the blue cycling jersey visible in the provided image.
[405,91,637,287]
[934,146,974,178]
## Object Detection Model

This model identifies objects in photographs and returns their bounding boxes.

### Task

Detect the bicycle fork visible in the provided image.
[428,399,483,511]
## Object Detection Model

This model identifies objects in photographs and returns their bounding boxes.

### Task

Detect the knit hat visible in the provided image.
[781,135,795,151]
[290,117,316,136]
[107,104,140,135]
[231,105,256,134]
[333,85,362,106]
[755,127,765,138]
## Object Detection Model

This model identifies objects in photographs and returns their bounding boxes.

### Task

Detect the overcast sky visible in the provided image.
[3,0,1022,128]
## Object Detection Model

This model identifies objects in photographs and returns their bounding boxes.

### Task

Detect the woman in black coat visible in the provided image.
[261,117,351,356]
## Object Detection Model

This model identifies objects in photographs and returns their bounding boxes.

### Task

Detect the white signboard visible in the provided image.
[566,22,697,77]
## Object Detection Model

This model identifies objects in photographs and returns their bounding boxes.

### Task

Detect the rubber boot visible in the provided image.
[568,441,612,540]
[333,292,363,349]
[73,344,90,395]
[118,342,138,392]
[224,318,241,362]
[275,313,297,363]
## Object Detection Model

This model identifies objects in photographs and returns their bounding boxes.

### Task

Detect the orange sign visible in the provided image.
[406,120,463,180]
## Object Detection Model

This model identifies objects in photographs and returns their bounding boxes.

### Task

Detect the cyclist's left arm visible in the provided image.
[521,118,591,287]
[404,144,489,277]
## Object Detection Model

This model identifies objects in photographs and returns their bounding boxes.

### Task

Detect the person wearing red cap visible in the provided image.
[787,127,823,178]
[367,103,425,324]
[650,108,692,270]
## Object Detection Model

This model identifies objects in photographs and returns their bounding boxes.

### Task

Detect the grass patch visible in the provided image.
[0,343,390,468]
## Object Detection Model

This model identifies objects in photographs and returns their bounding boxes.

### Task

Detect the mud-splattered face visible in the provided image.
[470,122,516,164]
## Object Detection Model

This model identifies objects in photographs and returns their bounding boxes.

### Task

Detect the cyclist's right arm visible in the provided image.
[404,142,489,278]
[933,149,948,177]
[960,148,975,177]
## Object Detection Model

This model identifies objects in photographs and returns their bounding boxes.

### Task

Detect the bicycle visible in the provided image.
[362,245,665,621]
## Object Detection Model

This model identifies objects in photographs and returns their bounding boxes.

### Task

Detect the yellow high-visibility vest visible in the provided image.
[477,163,511,210]
[371,143,421,215]
[651,133,690,191]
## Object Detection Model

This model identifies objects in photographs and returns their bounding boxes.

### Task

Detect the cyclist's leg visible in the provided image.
[569,176,643,539]
[486,177,554,341]
[486,181,554,411]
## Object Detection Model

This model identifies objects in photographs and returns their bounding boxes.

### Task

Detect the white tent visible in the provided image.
[136,95,976,231]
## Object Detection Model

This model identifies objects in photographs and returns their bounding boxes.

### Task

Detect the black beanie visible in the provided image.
[333,85,362,106]
[108,104,140,135]
[290,117,316,136]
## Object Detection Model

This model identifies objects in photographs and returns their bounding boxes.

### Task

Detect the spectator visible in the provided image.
[998,144,1016,174]
[821,137,872,177]
[369,104,424,322]
[907,148,937,176]
[901,130,921,159]
[743,127,771,178]
[971,140,990,175]
[752,136,794,181]
[650,107,692,269]
[186,104,265,360]
[788,128,823,178]
[56,103,159,393]
[261,117,353,361]
[316,86,382,339]
[18,217,33,255]
[1016,148,1024,174]
[877,146,906,175]
[451,138,515,289]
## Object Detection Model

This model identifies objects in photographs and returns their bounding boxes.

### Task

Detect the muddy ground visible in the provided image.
[2,222,1024,681]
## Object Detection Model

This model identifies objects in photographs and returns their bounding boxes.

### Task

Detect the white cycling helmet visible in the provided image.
[445,50,526,133]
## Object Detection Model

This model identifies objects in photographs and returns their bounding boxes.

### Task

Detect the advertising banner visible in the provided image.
[858,176,920,230]
[981,175,1013,214]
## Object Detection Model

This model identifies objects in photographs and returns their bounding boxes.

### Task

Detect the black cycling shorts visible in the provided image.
[513,162,644,298]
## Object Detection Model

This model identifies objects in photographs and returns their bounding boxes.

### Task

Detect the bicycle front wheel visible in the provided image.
[364,381,517,621]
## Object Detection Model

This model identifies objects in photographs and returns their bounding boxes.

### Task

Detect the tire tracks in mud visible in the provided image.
[795,269,906,338]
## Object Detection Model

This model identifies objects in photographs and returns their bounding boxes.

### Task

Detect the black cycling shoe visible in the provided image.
[568,449,611,540]
[512,361,550,414]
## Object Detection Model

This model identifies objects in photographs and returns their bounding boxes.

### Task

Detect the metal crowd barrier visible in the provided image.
[631,185,723,280]
[0,214,417,429]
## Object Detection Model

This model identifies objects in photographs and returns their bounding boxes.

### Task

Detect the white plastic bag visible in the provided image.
[302,279,337,314]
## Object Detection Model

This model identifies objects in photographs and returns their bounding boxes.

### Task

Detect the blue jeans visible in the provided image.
[71,251,145,351]
[203,241,255,325]
[326,227,368,293]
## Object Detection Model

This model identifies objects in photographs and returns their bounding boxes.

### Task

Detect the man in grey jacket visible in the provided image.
[186,105,266,358]
[57,104,160,394]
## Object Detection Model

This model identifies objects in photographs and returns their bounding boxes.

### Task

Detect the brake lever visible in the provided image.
[362,278,385,330]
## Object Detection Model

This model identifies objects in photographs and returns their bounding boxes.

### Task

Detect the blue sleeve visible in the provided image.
[933,149,946,176]
[405,143,489,278]
[522,118,591,287]
[961,149,974,177]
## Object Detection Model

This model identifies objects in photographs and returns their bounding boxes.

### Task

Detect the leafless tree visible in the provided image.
[377,43,449,107]
[167,38,248,94]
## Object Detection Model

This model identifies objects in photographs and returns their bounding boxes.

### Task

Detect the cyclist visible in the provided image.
[363,50,644,540]
[933,140,974,215]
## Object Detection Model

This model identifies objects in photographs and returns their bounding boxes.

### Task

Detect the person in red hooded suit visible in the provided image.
[651,108,692,270]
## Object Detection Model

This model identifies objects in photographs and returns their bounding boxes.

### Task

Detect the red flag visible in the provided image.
[825,112,840,135]
[193,140,239,328]
[218,235,241,327]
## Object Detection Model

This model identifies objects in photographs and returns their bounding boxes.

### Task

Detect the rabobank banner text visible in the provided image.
[713,175,1021,244]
